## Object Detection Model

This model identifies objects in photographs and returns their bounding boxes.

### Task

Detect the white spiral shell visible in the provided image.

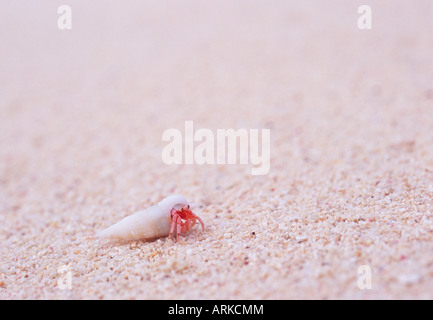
[97,195,188,241]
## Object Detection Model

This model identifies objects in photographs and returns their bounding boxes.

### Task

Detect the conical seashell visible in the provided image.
[98,194,188,241]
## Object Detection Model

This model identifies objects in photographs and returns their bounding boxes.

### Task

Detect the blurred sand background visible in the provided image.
[1,0,433,299]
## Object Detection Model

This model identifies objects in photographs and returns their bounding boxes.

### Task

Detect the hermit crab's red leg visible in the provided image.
[191,212,205,231]
[176,216,182,240]
[169,213,178,239]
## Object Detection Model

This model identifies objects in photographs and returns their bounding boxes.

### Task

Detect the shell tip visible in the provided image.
[96,228,111,240]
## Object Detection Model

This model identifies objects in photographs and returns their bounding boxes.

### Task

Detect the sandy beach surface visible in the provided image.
[1,0,433,299]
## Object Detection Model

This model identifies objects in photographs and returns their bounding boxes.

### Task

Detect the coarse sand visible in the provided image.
[1,0,433,299]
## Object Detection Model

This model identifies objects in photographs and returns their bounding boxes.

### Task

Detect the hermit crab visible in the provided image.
[97,195,204,241]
